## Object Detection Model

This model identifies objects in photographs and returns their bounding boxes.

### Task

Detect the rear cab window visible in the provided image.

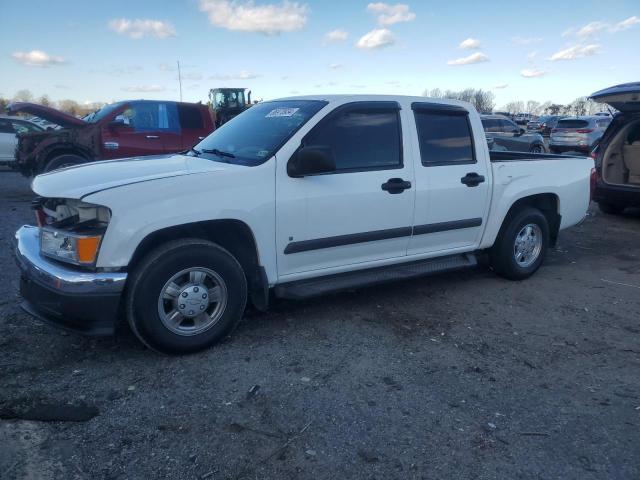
[178,104,204,130]
[412,103,475,166]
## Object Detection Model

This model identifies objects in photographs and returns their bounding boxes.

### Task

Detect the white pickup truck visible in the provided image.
[15,95,594,354]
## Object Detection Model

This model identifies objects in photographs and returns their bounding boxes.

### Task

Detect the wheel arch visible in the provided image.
[128,219,269,311]
[493,193,561,247]
[38,143,92,173]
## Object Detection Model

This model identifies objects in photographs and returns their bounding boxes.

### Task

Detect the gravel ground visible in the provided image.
[1,169,639,480]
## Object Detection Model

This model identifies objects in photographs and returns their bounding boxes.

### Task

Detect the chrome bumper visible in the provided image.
[14,226,127,336]
[14,225,127,295]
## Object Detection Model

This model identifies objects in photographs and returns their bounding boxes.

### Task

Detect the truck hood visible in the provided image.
[6,102,87,129]
[31,154,230,199]
[590,82,640,113]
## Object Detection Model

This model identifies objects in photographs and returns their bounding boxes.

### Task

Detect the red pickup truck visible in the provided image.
[8,100,214,176]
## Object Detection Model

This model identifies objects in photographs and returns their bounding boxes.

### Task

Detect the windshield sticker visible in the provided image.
[256,150,270,158]
[266,107,300,118]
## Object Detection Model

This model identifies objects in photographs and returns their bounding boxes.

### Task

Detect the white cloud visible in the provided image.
[356,28,395,49]
[549,44,600,61]
[564,16,640,37]
[12,50,66,67]
[324,29,348,43]
[366,3,416,25]
[199,0,308,35]
[209,70,260,80]
[122,85,166,92]
[521,68,548,78]
[447,52,489,66]
[493,83,509,89]
[108,19,176,39]
[613,15,640,32]
[459,38,480,49]
[329,63,343,69]
[511,36,543,45]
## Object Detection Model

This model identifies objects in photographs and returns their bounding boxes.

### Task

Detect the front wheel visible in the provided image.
[490,207,549,280]
[43,153,85,173]
[126,239,247,354]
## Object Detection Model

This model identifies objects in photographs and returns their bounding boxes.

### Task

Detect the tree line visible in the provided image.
[422,88,611,117]
[0,89,105,118]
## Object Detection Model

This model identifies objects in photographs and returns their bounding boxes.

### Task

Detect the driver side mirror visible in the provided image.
[515,128,525,136]
[108,115,130,129]
[288,146,336,178]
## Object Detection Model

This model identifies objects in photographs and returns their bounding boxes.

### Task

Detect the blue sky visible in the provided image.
[1,0,638,109]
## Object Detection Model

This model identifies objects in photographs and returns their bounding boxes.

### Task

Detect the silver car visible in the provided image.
[0,115,44,166]
[549,116,612,154]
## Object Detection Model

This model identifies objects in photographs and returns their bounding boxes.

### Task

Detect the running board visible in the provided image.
[274,253,477,300]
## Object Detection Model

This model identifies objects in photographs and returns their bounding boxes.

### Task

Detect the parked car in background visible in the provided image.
[15,95,593,353]
[589,82,640,214]
[7,100,215,176]
[527,115,562,136]
[549,116,612,154]
[481,114,546,153]
[514,113,535,125]
[0,115,44,166]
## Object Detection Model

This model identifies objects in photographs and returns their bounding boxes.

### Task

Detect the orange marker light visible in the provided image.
[76,236,101,264]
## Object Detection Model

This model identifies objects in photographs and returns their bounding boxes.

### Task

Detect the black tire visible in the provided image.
[126,239,247,354]
[529,143,545,154]
[598,202,625,215]
[43,154,84,173]
[549,148,560,154]
[490,207,549,280]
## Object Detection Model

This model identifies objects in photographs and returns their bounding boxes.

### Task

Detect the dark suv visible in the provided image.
[8,100,214,176]
[589,82,640,214]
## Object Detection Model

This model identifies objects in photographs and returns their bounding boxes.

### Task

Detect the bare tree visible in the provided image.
[503,101,524,114]
[38,95,53,108]
[13,89,34,102]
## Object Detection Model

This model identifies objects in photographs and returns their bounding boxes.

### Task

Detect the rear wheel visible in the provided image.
[490,207,549,280]
[126,239,247,354]
[598,202,625,215]
[529,143,545,154]
[43,154,84,173]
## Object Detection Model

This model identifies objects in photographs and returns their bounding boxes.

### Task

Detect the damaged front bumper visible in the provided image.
[14,225,127,336]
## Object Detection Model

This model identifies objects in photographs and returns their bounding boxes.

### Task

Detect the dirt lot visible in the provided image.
[1,169,639,480]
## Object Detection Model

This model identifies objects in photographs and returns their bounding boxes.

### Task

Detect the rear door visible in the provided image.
[408,103,490,255]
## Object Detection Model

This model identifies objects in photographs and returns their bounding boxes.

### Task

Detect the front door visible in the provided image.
[408,103,490,255]
[275,101,415,278]
[100,102,180,159]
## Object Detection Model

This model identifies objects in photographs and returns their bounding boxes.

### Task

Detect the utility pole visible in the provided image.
[177,60,183,102]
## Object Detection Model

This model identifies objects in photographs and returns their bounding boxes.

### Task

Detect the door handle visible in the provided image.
[461,172,485,187]
[381,178,412,194]
[146,135,159,139]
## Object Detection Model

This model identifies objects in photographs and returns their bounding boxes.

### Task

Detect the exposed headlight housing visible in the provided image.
[40,228,103,266]
[36,199,110,267]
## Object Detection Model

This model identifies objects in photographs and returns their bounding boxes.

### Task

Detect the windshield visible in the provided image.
[194,100,328,166]
[85,102,125,123]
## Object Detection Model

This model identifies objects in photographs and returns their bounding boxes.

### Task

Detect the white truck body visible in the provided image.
[16,95,593,350]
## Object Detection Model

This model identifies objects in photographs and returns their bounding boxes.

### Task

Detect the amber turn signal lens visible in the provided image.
[76,236,102,264]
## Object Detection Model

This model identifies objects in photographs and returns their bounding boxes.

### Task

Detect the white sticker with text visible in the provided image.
[266,107,299,118]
